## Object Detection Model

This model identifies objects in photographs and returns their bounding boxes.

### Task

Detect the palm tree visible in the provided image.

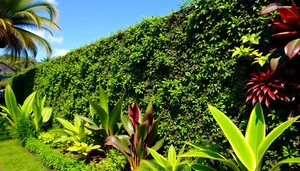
[0,0,60,61]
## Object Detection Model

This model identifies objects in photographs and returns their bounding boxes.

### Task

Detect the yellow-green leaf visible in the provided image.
[21,91,36,116]
[147,147,170,168]
[56,117,77,133]
[5,85,22,122]
[270,157,300,171]
[99,84,108,113]
[41,107,52,123]
[245,103,265,157]
[208,105,255,171]
[168,145,176,168]
[257,116,300,164]
[180,150,240,171]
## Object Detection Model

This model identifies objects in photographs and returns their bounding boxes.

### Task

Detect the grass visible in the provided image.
[0,139,49,171]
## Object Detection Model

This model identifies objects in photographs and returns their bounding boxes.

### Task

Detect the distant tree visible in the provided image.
[0,0,60,61]
[0,54,37,72]
[41,57,52,63]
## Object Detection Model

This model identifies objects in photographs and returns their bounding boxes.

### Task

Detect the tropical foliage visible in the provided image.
[181,103,300,171]
[76,84,124,152]
[138,145,190,171]
[6,0,300,171]
[0,0,60,60]
[0,85,52,132]
[55,116,101,158]
[261,1,300,59]
[106,101,164,170]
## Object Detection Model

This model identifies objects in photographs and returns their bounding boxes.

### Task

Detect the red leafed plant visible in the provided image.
[245,68,285,107]
[105,101,164,171]
[261,1,300,59]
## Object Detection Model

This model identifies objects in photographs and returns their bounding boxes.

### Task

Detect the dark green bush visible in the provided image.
[9,116,35,143]
[12,0,300,170]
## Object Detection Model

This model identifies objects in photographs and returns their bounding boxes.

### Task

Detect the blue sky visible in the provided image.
[33,0,183,61]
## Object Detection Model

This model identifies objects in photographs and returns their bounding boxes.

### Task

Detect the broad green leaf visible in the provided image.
[121,114,134,135]
[208,105,255,171]
[146,101,152,113]
[151,138,165,151]
[145,112,163,146]
[56,117,77,133]
[231,153,247,171]
[32,102,42,131]
[87,98,109,131]
[108,95,123,135]
[136,122,148,143]
[0,112,15,127]
[90,145,101,150]
[41,107,52,122]
[257,116,300,163]
[191,164,217,171]
[270,157,300,171]
[74,116,81,132]
[99,84,108,114]
[0,104,10,115]
[179,144,186,155]
[5,85,22,122]
[168,145,176,167]
[147,147,170,168]
[180,150,240,171]
[54,136,75,143]
[176,144,186,165]
[85,125,102,131]
[74,115,101,129]
[89,104,95,118]
[105,135,130,154]
[117,135,131,149]
[68,146,82,151]
[138,160,165,171]
[21,91,36,116]
[63,130,75,136]
[41,96,46,111]
[75,114,96,126]
[245,103,265,157]
[185,142,214,151]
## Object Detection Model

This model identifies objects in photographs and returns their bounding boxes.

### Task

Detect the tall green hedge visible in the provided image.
[11,0,300,170]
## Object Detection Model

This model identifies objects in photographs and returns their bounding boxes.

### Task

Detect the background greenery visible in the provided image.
[10,0,300,170]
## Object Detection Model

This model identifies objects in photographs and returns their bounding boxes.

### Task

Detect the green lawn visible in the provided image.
[0,139,49,171]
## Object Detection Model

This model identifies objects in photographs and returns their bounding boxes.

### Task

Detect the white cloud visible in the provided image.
[53,49,70,57]
[46,0,58,5]
[30,30,46,38]
[27,29,63,44]
[49,36,63,43]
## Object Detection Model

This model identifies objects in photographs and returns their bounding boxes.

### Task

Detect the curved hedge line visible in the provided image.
[11,0,300,170]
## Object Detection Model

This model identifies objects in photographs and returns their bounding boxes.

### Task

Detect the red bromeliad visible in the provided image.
[245,68,285,107]
[261,1,300,59]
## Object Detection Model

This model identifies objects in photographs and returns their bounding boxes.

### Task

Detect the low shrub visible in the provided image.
[38,128,66,148]
[94,149,128,171]
[26,137,129,171]
[38,132,55,145]
[9,116,35,143]
[25,138,91,171]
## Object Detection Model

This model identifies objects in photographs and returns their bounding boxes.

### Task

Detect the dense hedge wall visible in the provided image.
[11,0,300,170]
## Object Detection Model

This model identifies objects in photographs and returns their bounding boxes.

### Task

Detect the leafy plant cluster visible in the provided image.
[10,0,300,170]
[25,138,96,171]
